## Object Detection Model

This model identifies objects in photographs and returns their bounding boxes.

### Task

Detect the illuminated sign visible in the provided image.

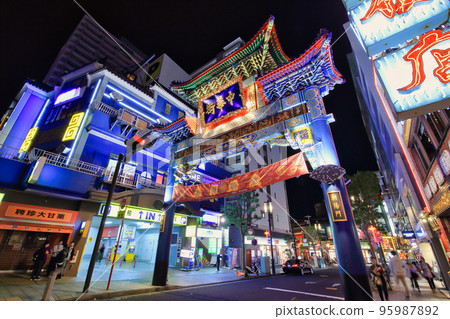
[361,0,429,21]
[98,203,187,225]
[19,127,38,153]
[185,225,196,237]
[122,225,136,240]
[200,79,244,125]
[202,213,219,225]
[197,228,222,238]
[5,205,74,223]
[327,191,347,222]
[55,87,81,105]
[375,28,450,119]
[62,112,85,141]
[402,231,416,239]
[348,0,449,56]
[180,249,195,258]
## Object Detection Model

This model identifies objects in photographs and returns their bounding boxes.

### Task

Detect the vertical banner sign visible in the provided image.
[327,191,347,222]
[159,214,166,232]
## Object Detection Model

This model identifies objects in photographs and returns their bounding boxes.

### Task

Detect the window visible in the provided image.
[423,112,446,144]
[276,215,279,222]
[261,211,265,218]
[417,122,436,162]
[178,111,184,119]
[165,103,171,114]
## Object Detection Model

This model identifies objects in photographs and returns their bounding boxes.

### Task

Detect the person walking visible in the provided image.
[31,242,50,280]
[47,240,64,276]
[97,244,105,262]
[405,260,421,293]
[57,241,75,279]
[216,252,221,272]
[389,250,410,300]
[370,257,389,301]
[419,257,436,292]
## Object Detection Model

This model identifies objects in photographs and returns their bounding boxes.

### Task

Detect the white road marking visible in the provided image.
[264,287,345,300]
[305,281,317,284]
[332,283,341,287]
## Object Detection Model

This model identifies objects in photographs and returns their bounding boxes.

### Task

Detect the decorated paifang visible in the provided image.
[172,152,308,202]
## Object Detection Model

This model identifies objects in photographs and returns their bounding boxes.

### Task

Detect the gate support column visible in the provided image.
[152,164,176,286]
[303,86,372,301]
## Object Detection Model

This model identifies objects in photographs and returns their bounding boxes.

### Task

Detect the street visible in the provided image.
[113,268,345,301]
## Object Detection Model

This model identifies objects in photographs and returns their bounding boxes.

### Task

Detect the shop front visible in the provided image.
[244,232,290,267]
[0,201,78,271]
[77,203,188,280]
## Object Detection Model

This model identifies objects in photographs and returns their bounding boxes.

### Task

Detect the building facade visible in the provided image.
[342,0,450,289]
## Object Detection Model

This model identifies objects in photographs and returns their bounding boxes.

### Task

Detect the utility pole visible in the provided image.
[83,153,123,293]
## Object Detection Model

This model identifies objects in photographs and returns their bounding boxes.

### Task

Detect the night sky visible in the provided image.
[0,0,378,220]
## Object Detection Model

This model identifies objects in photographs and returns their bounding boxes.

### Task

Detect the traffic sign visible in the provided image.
[120,198,128,209]
[251,238,258,246]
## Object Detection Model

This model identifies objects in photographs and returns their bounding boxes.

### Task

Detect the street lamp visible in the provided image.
[264,200,276,275]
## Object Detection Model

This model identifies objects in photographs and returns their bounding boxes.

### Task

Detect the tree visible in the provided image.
[283,234,295,259]
[221,190,261,277]
[346,171,386,258]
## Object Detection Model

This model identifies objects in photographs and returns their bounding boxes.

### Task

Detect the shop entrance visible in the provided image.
[77,216,160,281]
[0,230,68,271]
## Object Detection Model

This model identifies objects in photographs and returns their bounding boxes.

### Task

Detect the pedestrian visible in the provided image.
[31,242,50,280]
[57,241,75,279]
[370,257,389,301]
[47,240,64,276]
[389,250,410,300]
[419,257,436,292]
[216,252,221,272]
[97,244,105,262]
[405,260,421,292]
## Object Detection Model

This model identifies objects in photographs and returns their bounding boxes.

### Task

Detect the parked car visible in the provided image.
[282,258,314,275]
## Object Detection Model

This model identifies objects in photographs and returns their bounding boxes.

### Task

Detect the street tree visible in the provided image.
[346,171,386,258]
[221,190,261,277]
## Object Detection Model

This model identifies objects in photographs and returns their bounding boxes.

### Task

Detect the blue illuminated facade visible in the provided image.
[0,60,232,274]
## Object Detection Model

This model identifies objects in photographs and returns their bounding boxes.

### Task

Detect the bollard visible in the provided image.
[42,268,61,301]
[133,256,137,268]
[120,256,124,267]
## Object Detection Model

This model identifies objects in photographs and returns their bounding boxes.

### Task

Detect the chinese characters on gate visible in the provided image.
[327,191,347,222]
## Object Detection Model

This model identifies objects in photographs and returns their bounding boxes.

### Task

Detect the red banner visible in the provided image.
[172,152,308,202]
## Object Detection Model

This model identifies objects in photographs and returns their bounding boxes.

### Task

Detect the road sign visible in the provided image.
[120,198,128,209]
[251,238,258,246]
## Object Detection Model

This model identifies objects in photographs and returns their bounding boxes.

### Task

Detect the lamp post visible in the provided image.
[264,200,275,275]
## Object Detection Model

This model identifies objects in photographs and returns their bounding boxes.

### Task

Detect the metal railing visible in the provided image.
[92,100,119,117]
[0,143,164,189]
[103,167,165,190]
[32,149,104,176]
[0,144,27,162]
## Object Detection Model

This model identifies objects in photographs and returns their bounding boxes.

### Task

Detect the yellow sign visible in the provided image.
[327,191,347,222]
[19,127,38,153]
[62,112,84,141]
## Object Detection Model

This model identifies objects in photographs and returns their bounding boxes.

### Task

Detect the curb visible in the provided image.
[62,272,284,301]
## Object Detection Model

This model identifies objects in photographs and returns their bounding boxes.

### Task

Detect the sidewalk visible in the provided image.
[0,266,284,301]
[1,266,448,301]
[370,277,450,302]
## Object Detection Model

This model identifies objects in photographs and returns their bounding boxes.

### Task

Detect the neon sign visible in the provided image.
[399,30,450,91]
[348,0,449,56]
[62,112,85,141]
[361,0,429,21]
[375,28,450,118]
[54,87,81,105]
